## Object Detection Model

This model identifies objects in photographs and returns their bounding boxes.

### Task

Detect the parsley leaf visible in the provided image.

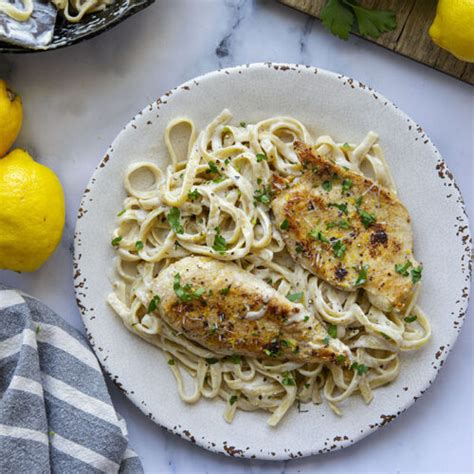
[336,354,346,363]
[321,0,354,40]
[351,361,369,375]
[254,185,272,205]
[135,241,144,251]
[213,228,228,253]
[404,315,418,323]
[411,266,423,284]
[347,1,397,39]
[240,121,246,127]
[220,287,230,295]
[228,354,241,364]
[328,202,348,215]
[167,207,184,234]
[326,219,351,230]
[287,292,304,302]
[281,371,296,386]
[358,208,376,228]
[328,324,337,338]
[303,316,310,322]
[111,236,122,246]
[342,178,353,193]
[147,295,161,313]
[229,395,238,405]
[280,218,290,230]
[167,359,175,365]
[207,161,219,174]
[206,357,219,364]
[256,153,268,163]
[117,209,126,217]
[321,0,396,41]
[309,229,330,243]
[332,240,346,258]
[322,180,333,191]
[354,264,369,286]
[323,336,330,346]
[187,188,200,201]
[395,261,412,276]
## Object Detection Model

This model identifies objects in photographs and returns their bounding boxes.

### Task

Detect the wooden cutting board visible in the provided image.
[278,0,474,85]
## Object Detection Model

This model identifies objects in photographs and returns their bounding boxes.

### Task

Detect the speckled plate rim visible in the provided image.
[74,63,472,460]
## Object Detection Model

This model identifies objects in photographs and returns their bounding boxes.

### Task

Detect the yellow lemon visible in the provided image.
[429,0,474,62]
[0,80,23,157]
[0,149,65,272]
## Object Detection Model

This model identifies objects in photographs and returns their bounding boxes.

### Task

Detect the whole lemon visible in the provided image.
[429,0,474,62]
[0,80,23,157]
[0,149,65,272]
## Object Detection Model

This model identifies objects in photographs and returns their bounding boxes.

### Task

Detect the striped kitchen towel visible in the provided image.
[0,284,143,473]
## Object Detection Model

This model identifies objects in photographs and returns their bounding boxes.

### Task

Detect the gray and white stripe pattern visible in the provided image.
[0,285,143,473]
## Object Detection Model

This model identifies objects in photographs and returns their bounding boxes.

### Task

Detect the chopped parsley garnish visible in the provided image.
[193,287,206,298]
[212,176,226,184]
[213,228,228,253]
[173,273,204,302]
[229,395,238,405]
[354,264,369,286]
[207,161,219,174]
[256,153,268,163]
[281,371,296,386]
[167,359,175,365]
[228,354,241,364]
[342,178,353,193]
[342,143,352,151]
[303,316,310,322]
[253,186,272,205]
[280,218,290,230]
[167,207,184,234]
[240,121,246,127]
[281,339,299,353]
[328,202,348,215]
[187,188,200,201]
[263,339,281,357]
[206,357,219,364]
[351,362,369,375]
[35,325,41,334]
[411,266,423,284]
[404,315,418,323]
[209,323,218,335]
[309,229,330,243]
[336,354,346,363]
[354,196,363,208]
[323,336,330,346]
[111,236,122,246]
[287,292,303,302]
[395,261,412,276]
[117,209,126,217]
[358,208,376,228]
[295,243,304,254]
[135,241,144,250]
[147,295,161,313]
[220,287,230,295]
[328,324,337,338]
[327,219,351,229]
[322,180,333,191]
[332,240,346,258]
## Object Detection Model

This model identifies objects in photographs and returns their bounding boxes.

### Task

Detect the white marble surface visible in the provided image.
[1,0,473,472]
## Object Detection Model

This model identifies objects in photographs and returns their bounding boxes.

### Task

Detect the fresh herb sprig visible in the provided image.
[321,0,396,41]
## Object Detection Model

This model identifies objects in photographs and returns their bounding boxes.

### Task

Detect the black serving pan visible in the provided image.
[0,0,154,53]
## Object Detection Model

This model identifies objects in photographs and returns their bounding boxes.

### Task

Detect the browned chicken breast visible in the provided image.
[272,142,422,313]
[152,256,351,365]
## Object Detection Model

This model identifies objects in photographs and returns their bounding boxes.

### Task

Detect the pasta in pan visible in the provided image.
[108,109,431,426]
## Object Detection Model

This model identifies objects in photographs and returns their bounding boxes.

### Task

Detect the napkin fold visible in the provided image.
[0,284,143,473]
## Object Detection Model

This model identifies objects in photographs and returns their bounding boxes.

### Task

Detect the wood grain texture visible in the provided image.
[278,0,474,85]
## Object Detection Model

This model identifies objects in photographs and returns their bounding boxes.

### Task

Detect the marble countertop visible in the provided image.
[1,0,473,472]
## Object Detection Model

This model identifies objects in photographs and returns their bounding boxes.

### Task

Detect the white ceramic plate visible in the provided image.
[74,63,471,460]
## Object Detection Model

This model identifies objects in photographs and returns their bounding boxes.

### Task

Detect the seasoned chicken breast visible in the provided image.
[272,142,421,313]
[152,256,351,365]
